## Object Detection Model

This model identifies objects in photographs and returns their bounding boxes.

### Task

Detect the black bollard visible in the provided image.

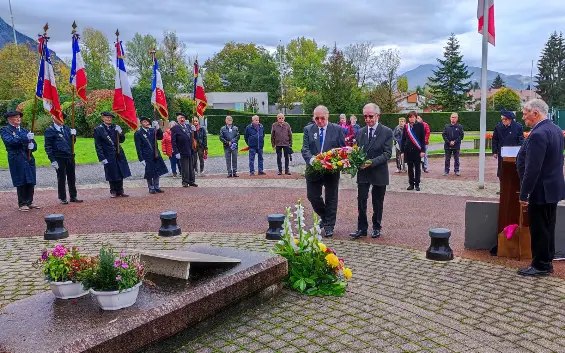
[159,211,182,237]
[266,214,285,240]
[44,214,69,240]
[426,228,454,261]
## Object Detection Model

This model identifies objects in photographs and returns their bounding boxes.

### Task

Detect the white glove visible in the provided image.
[28,142,34,150]
[309,157,315,166]
[191,125,196,131]
[152,121,159,128]
[175,153,181,159]
[70,129,77,135]
[115,126,122,134]
[140,160,146,167]
[101,159,108,165]
[51,161,59,170]
[27,132,34,140]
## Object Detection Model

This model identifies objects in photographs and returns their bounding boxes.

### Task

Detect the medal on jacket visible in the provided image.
[313,133,318,140]
[59,133,63,138]
[106,135,114,145]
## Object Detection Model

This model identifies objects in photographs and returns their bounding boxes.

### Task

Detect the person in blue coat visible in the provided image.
[134,116,168,194]
[93,112,131,198]
[492,109,524,180]
[44,113,83,204]
[0,111,40,211]
[244,115,265,175]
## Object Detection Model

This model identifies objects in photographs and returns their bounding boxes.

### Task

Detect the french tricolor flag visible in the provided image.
[151,55,168,119]
[35,36,63,125]
[478,0,495,46]
[112,41,138,130]
[70,32,87,102]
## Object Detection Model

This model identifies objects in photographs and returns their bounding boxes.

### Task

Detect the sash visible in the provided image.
[405,124,422,151]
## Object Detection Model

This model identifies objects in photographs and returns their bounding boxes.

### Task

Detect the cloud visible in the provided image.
[1,0,564,76]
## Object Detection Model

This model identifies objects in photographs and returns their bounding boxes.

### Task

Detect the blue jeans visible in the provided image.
[249,148,263,173]
[169,155,178,174]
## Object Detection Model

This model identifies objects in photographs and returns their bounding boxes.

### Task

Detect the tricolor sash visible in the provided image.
[405,124,422,151]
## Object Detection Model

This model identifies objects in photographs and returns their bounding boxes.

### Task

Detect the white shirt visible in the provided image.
[309,123,330,165]
[54,123,63,132]
[367,122,379,139]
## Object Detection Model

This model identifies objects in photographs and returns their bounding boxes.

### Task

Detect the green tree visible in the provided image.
[159,31,191,96]
[126,33,158,89]
[427,33,473,111]
[535,31,565,108]
[0,43,39,100]
[284,37,328,92]
[320,44,359,114]
[397,76,408,92]
[368,84,398,113]
[277,76,306,113]
[487,87,521,111]
[343,41,376,87]
[415,85,423,95]
[472,81,480,90]
[491,74,505,89]
[81,28,114,90]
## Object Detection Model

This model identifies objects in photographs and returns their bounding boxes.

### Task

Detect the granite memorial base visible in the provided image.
[0,245,287,353]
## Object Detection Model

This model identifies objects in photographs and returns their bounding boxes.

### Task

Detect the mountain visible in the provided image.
[0,16,59,59]
[400,64,534,91]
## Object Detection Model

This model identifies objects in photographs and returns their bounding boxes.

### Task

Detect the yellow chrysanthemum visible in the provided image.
[293,238,299,245]
[337,161,343,167]
[318,243,327,253]
[343,267,352,279]
[325,253,339,268]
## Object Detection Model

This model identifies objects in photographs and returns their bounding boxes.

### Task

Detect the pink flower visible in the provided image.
[136,263,143,270]
[41,250,48,261]
[121,262,129,269]
[120,251,126,258]
[114,260,121,268]
[51,245,68,258]
[115,275,122,281]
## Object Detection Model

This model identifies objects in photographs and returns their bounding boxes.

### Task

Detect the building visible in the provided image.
[466,88,541,110]
[395,92,426,113]
[203,92,269,114]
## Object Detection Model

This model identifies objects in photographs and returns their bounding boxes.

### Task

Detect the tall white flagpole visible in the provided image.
[478,0,489,189]
[8,0,17,44]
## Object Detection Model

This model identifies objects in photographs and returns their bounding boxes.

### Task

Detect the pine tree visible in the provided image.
[320,44,360,113]
[472,81,480,90]
[427,34,473,111]
[490,74,505,89]
[535,31,565,108]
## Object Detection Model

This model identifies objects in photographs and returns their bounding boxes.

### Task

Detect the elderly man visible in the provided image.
[442,113,464,176]
[272,113,293,175]
[0,111,39,211]
[220,115,240,177]
[302,105,346,237]
[517,99,565,276]
[94,112,131,198]
[244,115,266,175]
[350,103,393,239]
[171,113,197,187]
[492,109,524,180]
[134,116,168,193]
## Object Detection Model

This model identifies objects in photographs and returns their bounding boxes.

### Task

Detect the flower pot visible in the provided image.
[49,281,89,299]
[90,282,142,310]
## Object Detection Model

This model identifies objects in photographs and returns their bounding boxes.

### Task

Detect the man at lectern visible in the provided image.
[517,99,565,277]
[492,110,524,181]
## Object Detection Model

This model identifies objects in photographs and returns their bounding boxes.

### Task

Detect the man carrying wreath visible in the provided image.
[301,105,346,237]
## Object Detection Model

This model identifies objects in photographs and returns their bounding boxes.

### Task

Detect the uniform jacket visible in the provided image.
[244,123,265,150]
[356,124,393,186]
[171,123,193,157]
[301,123,346,181]
[400,122,426,162]
[0,124,37,187]
[442,123,465,150]
[44,124,74,161]
[517,119,565,204]
[219,125,240,149]
[134,127,168,179]
[93,123,131,182]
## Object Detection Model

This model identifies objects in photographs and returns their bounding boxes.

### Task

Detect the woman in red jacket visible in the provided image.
[161,121,178,177]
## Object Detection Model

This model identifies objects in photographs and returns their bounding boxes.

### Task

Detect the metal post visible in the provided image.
[8,0,17,44]
[478,0,489,189]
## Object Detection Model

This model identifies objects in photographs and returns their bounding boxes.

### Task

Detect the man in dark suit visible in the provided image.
[301,105,346,237]
[171,113,197,187]
[350,103,393,239]
[44,113,83,204]
[517,99,565,276]
[134,116,169,194]
[492,109,524,180]
[93,112,131,198]
[442,113,464,176]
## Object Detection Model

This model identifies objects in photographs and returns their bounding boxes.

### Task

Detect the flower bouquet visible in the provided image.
[306,145,370,178]
[78,248,145,310]
[272,201,352,296]
[37,244,91,299]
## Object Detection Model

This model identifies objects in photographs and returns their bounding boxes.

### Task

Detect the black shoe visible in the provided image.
[149,190,157,194]
[119,194,129,197]
[189,183,198,187]
[285,171,291,175]
[233,174,239,177]
[277,171,282,175]
[349,230,367,239]
[258,171,266,175]
[424,169,429,173]
[372,229,381,238]
[60,199,69,205]
[415,186,421,191]
[250,172,255,176]
[155,189,165,193]
[70,198,83,203]
[518,266,550,277]
[407,185,414,190]
[324,227,334,238]
[182,184,189,187]
[227,174,232,178]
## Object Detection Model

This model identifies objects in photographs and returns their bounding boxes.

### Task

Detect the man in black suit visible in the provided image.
[492,109,524,180]
[517,99,565,276]
[171,113,197,188]
[301,105,346,237]
[350,103,393,239]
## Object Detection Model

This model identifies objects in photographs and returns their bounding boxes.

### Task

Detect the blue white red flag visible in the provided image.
[151,55,168,119]
[70,32,87,102]
[112,41,138,130]
[35,36,63,125]
[405,124,422,151]
[193,60,207,118]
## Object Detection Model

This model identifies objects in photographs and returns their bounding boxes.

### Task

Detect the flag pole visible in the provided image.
[150,49,159,159]
[71,21,77,155]
[193,56,198,119]
[478,0,489,189]
[115,29,121,157]
[30,23,48,161]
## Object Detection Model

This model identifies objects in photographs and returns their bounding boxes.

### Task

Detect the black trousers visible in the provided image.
[306,173,340,229]
[55,157,77,201]
[407,159,421,186]
[109,180,124,195]
[444,148,460,173]
[16,183,34,207]
[180,155,195,186]
[276,146,290,172]
[357,183,386,231]
[529,203,557,271]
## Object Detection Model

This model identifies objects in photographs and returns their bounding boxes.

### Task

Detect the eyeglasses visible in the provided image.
[314,116,327,121]
[364,114,375,118]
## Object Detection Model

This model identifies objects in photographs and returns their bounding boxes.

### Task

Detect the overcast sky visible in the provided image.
[1,0,564,76]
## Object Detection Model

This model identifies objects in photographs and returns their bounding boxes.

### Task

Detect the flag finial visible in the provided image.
[115,29,120,38]
[71,21,77,34]
[43,23,49,34]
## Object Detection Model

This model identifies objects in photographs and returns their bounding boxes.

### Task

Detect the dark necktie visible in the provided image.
[369,127,374,141]
[319,127,324,149]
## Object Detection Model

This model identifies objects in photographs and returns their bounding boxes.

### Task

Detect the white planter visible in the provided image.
[49,281,89,299]
[90,282,142,310]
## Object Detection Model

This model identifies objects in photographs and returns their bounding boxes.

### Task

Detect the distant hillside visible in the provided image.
[0,16,59,59]
[401,64,534,91]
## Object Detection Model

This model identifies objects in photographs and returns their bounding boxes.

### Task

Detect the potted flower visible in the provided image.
[38,244,90,299]
[79,248,144,310]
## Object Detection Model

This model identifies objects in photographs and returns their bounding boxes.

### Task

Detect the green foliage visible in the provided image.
[159,31,191,95]
[397,76,409,92]
[490,74,505,89]
[428,33,474,111]
[302,92,324,115]
[79,248,144,292]
[81,28,114,91]
[38,245,88,283]
[320,45,362,114]
[284,37,328,92]
[535,31,565,108]
[487,87,521,111]
[368,84,398,113]
[0,100,9,114]
[126,33,158,88]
